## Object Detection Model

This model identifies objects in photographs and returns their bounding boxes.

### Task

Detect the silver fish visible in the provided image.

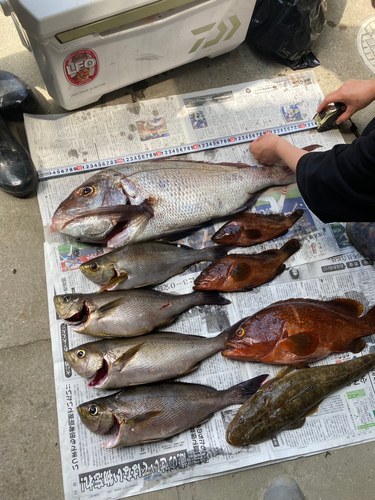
[54,289,230,337]
[65,329,231,389]
[226,353,375,447]
[77,375,268,448]
[50,160,296,248]
[79,240,228,291]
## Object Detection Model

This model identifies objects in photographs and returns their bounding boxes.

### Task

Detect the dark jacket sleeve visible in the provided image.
[296,128,375,223]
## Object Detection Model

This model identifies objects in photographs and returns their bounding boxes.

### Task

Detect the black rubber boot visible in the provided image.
[0,116,38,197]
[263,475,305,500]
[0,70,38,120]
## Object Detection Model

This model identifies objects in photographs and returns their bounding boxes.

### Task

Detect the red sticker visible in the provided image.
[64,49,99,86]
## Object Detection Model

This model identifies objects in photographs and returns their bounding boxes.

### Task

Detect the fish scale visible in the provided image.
[222,298,375,365]
[51,160,296,248]
[123,166,294,244]
[226,352,375,446]
[77,375,268,448]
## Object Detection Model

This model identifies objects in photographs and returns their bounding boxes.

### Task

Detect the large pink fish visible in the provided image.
[50,160,296,248]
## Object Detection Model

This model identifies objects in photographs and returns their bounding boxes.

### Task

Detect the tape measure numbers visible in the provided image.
[37,119,317,180]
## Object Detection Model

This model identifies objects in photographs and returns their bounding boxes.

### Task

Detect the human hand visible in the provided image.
[249,134,284,165]
[250,134,308,173]
[317,79,375,124]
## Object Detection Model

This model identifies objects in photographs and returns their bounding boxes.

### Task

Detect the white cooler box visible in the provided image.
[1,0,256,110]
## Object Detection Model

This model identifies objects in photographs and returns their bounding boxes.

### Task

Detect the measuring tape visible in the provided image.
[37,119,317,180]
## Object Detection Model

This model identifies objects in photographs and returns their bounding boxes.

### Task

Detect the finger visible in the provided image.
[316,94,339,113]
[335,109,353,125]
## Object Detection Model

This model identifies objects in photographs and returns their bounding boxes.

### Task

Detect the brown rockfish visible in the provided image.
[77,375,268,448]
[193,239,301,292]
[226,353,375,446]
[222,298,375,365]
[212,210,304,246]
[50,160,296,249]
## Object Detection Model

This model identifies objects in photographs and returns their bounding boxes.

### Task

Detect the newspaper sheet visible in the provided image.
[25,70,375,500]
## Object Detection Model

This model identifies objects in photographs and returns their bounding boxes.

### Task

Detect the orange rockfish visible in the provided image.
[222,298,375,366]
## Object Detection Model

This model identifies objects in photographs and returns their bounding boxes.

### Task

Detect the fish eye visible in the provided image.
[236,328,246,337]
[89,405,98,416]
[80,186,96,197]
[238,417,244,424]
[89,263,99,271]
[77,349,86,358]
[62,296,71,303]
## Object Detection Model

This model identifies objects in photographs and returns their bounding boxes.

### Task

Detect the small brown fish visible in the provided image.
[226,353,375,446]
[212,210,304,246]
[193,239,301,292]
[222,298,375,365]
[77,375,268,448]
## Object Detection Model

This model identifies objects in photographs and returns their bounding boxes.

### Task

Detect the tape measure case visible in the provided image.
[1,0,256,110]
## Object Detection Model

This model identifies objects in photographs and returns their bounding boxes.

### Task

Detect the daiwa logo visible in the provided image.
[189,15,241,53]
[64,49,99,86]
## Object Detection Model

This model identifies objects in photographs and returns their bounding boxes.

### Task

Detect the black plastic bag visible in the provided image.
[246,0,327,70]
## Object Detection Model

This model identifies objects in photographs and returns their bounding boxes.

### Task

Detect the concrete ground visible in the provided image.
[1,1,375,499]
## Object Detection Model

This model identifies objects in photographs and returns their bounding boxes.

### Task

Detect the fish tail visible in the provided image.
[195,291,231,306]
[280,238,301,259]
[286,209,304,226]
[228,374,269,404]
[199,244,232,262]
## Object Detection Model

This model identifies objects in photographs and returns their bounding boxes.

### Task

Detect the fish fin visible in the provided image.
[273,366,296,379]
[124,411,164,429]
[328,298,364,318]
[279,332,319,356]
[302,403,321,418]
[231,262,253,282]
[346,337,367,353]
[216,162,253,168]
[293,363,311,369]
[107,212,153,249]
[231,374,269,402]
[181,362,201,375]
[244,228,263,240]
[263,214,287,221]
[284,417,306,430]
[195,291,231,306]
[302,144,322,152]
[95,298,125,317]
[259,248,279,256]
[121,177,141,201]
[275,264,286,277]
[201,245,231,261]
[280,238,301,258]
[113,343,145,370]
[287,209,304,225]
[98,271,128,292]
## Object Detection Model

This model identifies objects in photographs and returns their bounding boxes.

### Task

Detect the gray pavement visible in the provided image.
[1,1,375,499]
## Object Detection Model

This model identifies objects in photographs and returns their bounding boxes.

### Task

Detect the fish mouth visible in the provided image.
[102,418,121,449]
[99,268,123,292]
[65,301,90,327]
[88,359,109,388]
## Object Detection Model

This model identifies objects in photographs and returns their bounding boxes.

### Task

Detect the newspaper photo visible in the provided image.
[24,70,375,500]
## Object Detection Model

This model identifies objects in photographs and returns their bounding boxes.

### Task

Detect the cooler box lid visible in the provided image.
[3,0,200,40]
